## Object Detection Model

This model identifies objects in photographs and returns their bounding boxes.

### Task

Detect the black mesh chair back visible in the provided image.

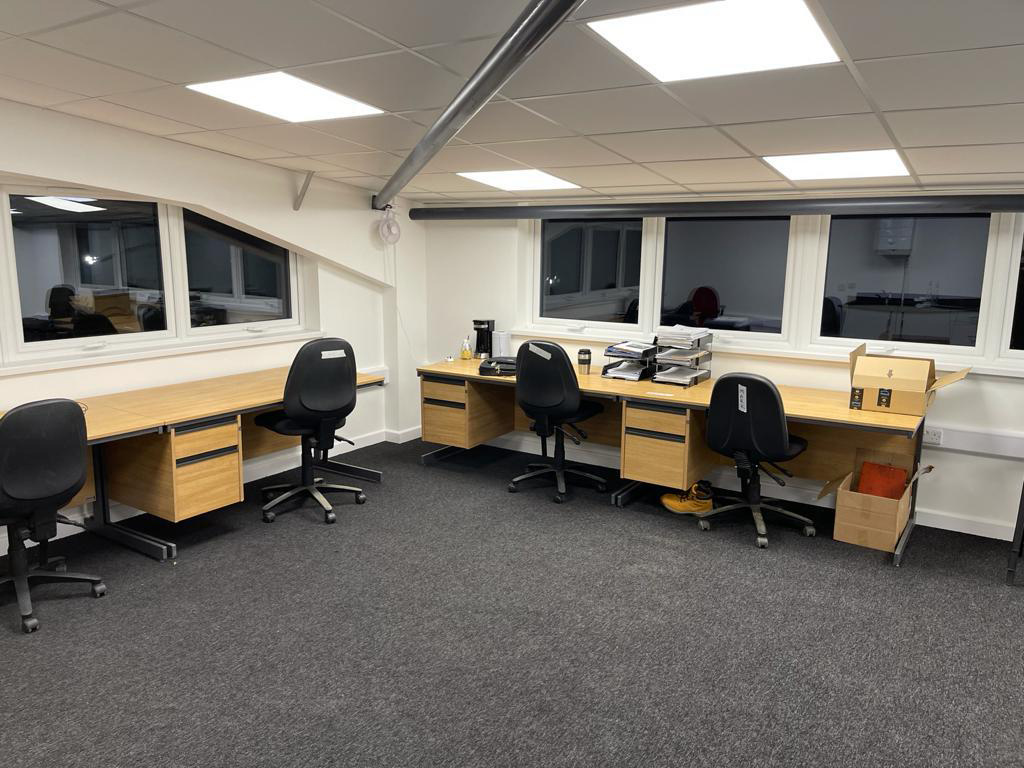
[283,338,357,426]
[706,373,792,463]
[0,399,87,517]
[515,341,581,435]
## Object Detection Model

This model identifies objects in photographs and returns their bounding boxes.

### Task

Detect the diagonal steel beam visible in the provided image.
[371,0,586,210]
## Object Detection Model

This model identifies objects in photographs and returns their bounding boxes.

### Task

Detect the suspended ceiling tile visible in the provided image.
[482,137,628,167]
[32,12,266,84]
[419,38,496,77]
[262,156,346,173]
[668,65,870,125]
[818,0,1024,60]
[645,158,783,184]
[684,181,796,193]
[591,127,746,163]
[791,177,919,190]
[857,47,1024,110]
[104,86,280,129]
[133,0,394,68]
[224,124,366,155]
[0,73,82,106]
[500,25,652,99]
[171,131,288,160]
[919,173,1024,186]
[524,85,704,135]
[572,0,682,20]
[550,164,670,187]
[592,184,686,196]
[295,52,464,112]
[456,102,573,144]
[318,0,520,47]
[421,145,526,173]
[0,0,108,35]
[722,114,892,156]
[886,104,1024,148]
[54,97,199,134]
[306,114,427,151]
[0,38,162,96]
[904,143,1024,175]
[317,151,404,176]
[408,173,495,192]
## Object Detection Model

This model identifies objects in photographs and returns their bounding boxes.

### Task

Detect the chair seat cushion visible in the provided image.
[253,409,316,437]
[784,435,808,460]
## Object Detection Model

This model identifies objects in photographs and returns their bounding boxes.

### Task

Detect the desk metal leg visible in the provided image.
[893,423,926,568]
[85,445,176,562]
[421,445,465,465]
[316,458,382,483]
[1006,477,1024,585]
[611,481,644,508]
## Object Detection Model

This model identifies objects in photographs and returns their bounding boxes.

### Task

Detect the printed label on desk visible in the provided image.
[850,387,863,410]
[321,349,347,359]
[877,388,892,408]
[737,383,747,413]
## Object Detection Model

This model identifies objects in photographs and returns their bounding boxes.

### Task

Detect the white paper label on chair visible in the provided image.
[528,343,551,360]
[321,349,346,359]
[737,383,747,413]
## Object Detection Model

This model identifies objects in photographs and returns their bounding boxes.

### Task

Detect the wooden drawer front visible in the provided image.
[624,403,687,435]
[422,378,466,404]
[174,451,242,521]
[421,401,468,448]
[173,420,239,460]
[621,430,687,489]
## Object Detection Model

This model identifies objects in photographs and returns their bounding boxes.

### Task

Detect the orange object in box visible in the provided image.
[856,461,908,500]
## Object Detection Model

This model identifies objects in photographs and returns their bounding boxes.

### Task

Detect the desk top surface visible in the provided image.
[3,368,385,442]
[417,358,923,435]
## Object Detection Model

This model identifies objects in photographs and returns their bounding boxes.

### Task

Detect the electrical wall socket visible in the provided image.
[923,426,943,446]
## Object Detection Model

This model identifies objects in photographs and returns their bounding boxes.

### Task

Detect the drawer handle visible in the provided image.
[423,398,466,410]
[626,400,688,415]
[174,415,237,434]
[625,427,686,443]
[176,445,238,467]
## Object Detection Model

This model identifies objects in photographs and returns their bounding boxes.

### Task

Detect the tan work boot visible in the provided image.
[660,481,713,516]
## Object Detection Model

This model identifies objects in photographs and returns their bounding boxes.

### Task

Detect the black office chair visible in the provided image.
[508,341,607,503]
[698,374,817,548]
[255,338,378,524]
[0,400,106,633]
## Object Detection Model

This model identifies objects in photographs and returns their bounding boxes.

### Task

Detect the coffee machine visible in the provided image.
[473,319,494,359]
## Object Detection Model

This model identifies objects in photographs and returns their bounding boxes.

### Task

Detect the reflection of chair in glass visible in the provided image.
[137,304,166,332]
[73,312,118,337]
[622,298,639,323]
[821,296,844,336]
[46,285,76,320]
[661,285,723,327]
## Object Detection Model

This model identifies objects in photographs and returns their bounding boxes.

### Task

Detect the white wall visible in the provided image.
[423,218,1024,542]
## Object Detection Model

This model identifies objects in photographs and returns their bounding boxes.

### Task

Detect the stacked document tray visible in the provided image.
[653,326,712,387]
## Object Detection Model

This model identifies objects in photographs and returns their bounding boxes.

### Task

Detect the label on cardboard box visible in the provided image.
[850,387,863,410]
[877,388,892,408]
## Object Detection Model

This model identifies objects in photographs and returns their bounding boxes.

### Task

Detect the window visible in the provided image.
[661,217,790,333]
[10,195,167,344]
[1012,234,1024,351]
[820,215,989,347]
[183,209,292,327]
[540,219,642,324]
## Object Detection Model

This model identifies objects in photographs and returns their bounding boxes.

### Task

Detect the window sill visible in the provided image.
[0,327,322,378]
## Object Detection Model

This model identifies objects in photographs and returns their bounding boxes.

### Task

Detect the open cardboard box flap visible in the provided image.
[817,462,934,500]
[930,367,971,391]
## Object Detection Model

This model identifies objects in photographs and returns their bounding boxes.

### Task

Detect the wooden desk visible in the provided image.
[2,368,385,561]
[417,358,924,565]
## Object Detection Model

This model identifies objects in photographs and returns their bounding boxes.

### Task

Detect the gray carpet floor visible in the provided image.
[1,440,1022,768]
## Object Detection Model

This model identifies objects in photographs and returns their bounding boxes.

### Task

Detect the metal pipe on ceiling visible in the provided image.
[371,0,587,211]
[407,195,1024,220]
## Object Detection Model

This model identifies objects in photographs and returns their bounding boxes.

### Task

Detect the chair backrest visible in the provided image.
[47,285,76,319]
[705,373,792,463]
[515,341,581,433]
[282,338,357,427]
[0,399,87,517]
[137,304,165,332]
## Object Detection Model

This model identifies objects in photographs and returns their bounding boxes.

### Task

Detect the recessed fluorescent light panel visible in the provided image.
[457,170,579,191]
[25,196,106,213]
[589,0,839,82]
[187,72,382,122]
[764,149,910,180]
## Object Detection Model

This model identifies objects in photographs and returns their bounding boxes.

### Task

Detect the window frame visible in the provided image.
[0,185,315,372]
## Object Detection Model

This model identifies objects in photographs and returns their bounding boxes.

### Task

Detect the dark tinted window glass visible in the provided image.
[821,215,988,346]
[183,209,291,327]
[661,217,789,333]
[1012,240,1024,350]
[10,194,166,343]
[541,219,642,323]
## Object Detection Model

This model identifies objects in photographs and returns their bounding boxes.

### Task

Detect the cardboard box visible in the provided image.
[819,449,932,553]
[848,343,969,417]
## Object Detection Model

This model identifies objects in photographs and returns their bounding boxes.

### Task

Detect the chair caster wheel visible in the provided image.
[553,493,566,503]
[325,511,337,524]
[507,483,517,493]
[91,583,107,598]
[756,536,768,549]
[698,519,711,531]
[22,616,39,634]
[803,525,816,537]
[355,493,367,504]
[263,511,276,523]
